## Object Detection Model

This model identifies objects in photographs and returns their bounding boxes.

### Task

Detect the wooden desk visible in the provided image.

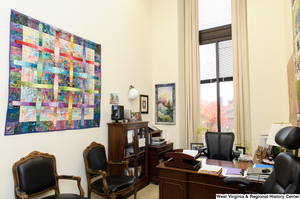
[157,159,262,199]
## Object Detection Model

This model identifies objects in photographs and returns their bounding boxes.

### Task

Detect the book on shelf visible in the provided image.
[198,164,222,176]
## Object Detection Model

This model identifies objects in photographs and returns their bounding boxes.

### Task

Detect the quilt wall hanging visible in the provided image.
[5,10,101,135]
[155,83,176,125]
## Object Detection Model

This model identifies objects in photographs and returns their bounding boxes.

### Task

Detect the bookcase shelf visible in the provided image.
[108,121,149,197]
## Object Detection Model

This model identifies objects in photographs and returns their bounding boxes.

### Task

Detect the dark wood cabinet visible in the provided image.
[148,129,173,183]
[148,142,173,183]
[107,121,149,198]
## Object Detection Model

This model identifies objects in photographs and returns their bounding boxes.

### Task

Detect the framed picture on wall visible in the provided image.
[110,93,119,104]
[140,95,149,114]
[155,83,176,125]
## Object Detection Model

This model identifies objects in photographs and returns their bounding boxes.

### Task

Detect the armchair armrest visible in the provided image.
[223,177,252,194]
[86,169,110,194]
[107,160,133,176]
[56,175,85,197]
[15,188,28,199]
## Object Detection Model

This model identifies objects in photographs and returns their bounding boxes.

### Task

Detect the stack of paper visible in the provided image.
[151,137,166,146]
[198,164,222,176]
[238,154,253,163]
[247,167,273,181]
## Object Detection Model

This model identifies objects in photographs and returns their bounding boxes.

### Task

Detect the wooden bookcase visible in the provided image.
[107,121,149,197]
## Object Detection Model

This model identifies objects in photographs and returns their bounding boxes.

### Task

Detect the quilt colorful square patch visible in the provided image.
[5,10,101,135]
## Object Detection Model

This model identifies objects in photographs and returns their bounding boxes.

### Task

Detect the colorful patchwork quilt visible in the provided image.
[5,10,101,135]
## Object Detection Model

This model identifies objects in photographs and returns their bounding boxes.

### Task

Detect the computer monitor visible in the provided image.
[111,105,124,123]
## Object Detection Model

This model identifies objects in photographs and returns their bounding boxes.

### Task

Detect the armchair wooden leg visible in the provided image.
[88,190,91,199]
[134,184,137,199]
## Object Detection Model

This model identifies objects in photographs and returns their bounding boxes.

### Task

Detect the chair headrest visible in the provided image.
[275,126,300,149]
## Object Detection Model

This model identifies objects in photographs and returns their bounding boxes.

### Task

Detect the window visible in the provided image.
[199,0,233,133]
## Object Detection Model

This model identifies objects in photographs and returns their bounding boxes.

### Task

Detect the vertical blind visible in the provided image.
[198,0,231,31]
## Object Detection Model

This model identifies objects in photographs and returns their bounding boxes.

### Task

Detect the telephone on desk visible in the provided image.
[164,149,202,170]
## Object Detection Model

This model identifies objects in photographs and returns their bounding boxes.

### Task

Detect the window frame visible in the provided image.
[199,24,233,132]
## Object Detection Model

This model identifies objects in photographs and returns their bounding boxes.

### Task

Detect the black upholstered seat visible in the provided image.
[223,126,300,194]
[12,151,87,199]
[83,142,137,199]
[91,175,136,194]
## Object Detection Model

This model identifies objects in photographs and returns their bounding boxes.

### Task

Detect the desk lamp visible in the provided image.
[266,122,292,159]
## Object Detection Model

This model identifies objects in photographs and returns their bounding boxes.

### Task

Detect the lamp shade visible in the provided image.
[266,123,292,146]
[128,87,139,101]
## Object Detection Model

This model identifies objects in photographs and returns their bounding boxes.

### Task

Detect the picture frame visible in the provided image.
[190,143,204,150]
[155,83,176,125]
[236,146,246,155]
[256,146,263,155]
[267,145,273,157]
[262,147,268,157]
[140,95,149,114]
[131,112,142,122]
[110,93,119,104]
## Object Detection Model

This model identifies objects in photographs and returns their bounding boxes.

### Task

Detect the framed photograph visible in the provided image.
[190,143,204,150]
[267,145,273,157]
[110,93,119,104]
[155,83,176,125]
[236,146,246,155]
[256,146,263,155]
[131,112,142,122]
[140,95,149,114]
[262,147,268,157]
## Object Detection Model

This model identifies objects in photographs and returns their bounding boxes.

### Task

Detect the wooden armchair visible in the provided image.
[83,141,137,199]
[12,151,87,199]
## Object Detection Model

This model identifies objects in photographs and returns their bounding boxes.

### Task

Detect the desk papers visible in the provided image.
[247,167,273,181]
[224,168,247,178]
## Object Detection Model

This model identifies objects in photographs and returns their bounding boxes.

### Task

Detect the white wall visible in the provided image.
[247,0,293,154]
[0,0,153,198]
[151,0,185,149]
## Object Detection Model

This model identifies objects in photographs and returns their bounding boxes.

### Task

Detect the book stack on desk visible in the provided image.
[151,137,166,146]
[198,164,222,176]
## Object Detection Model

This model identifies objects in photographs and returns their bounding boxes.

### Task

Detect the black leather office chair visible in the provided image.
[12,151,87,199]
[83,142,137,199]
[199,132,240,161]
[223,126,300,194]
